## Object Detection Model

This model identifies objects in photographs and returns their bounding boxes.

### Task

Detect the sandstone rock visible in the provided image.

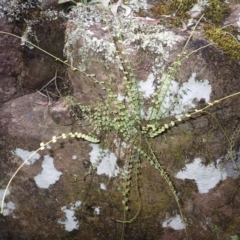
[0,93,72,143]
[19,56,57,89]
[0,16,28,105]
[224,4,240,27]
[48,97,73,126]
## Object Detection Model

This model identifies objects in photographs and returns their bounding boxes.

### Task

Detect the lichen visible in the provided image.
[64,5,181,75]
[111,17,178,75]
[0,0,40,22]
[125,0,148,12]
[0,0,66,51]
[189,0,210,12]
[64,6,113,71]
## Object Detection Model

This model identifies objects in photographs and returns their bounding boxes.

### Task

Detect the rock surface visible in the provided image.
[48,97,74,126]
[0,16,29,105]
[1,2,240,240]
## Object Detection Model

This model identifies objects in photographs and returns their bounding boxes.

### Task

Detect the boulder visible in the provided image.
[1,2,240,240]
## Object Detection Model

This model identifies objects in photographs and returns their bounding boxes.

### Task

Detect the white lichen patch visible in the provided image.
[142,72,212,120]
[93,206,101,215]
[12,148,40,165]
[100,183,107,190]
[189,0,209,13]
[117,93,130,103]
[34,155,62,188]
[164,72,212,117]
[0,189,15,216]
[2,201,15,216]
[72,155,77,160]
[89,144,119,177]
[145,72,211,120]
[162,214,185,230]
[139,73,155,99]
[175,158,227,194]
[58,200,82,232]
[126,0,147,12]
[179,72,211,107]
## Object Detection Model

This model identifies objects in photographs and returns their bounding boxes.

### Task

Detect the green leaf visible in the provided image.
[58,0,72,4]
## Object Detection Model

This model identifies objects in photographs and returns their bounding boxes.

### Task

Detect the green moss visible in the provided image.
[150,0,196,20]
[204,24,240,60]
[203,0,231,25]
[151,0,231,27]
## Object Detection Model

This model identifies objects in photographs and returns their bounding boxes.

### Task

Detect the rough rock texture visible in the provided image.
[224,4,240,27]
[0,16,29,105]
[0,93,72,142]
[41,0,58,9]
[1,2,240,240]
[0,2,64,92]
[64,5,186,106]
[18,20,66,89]
[48,97,74,125]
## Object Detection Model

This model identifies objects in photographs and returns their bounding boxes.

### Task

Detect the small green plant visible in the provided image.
[212,224,220,233]
[231,235,239,240]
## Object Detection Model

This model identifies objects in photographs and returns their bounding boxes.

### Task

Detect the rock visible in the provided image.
[19,56,57,89]
[48,97,73,126]
[19,20,66,89]
[0,16,29,105]
[0,5,66,94]
[41,0,58,9]
[0,93,72,143]
[224,4,240,27]
[192,117,209,129]
[60,5,240,239]
[64,5,186,108]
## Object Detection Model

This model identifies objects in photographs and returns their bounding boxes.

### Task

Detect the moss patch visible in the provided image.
[204,24,240,60]
[151,0,196,17]
[203,0,231,25]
